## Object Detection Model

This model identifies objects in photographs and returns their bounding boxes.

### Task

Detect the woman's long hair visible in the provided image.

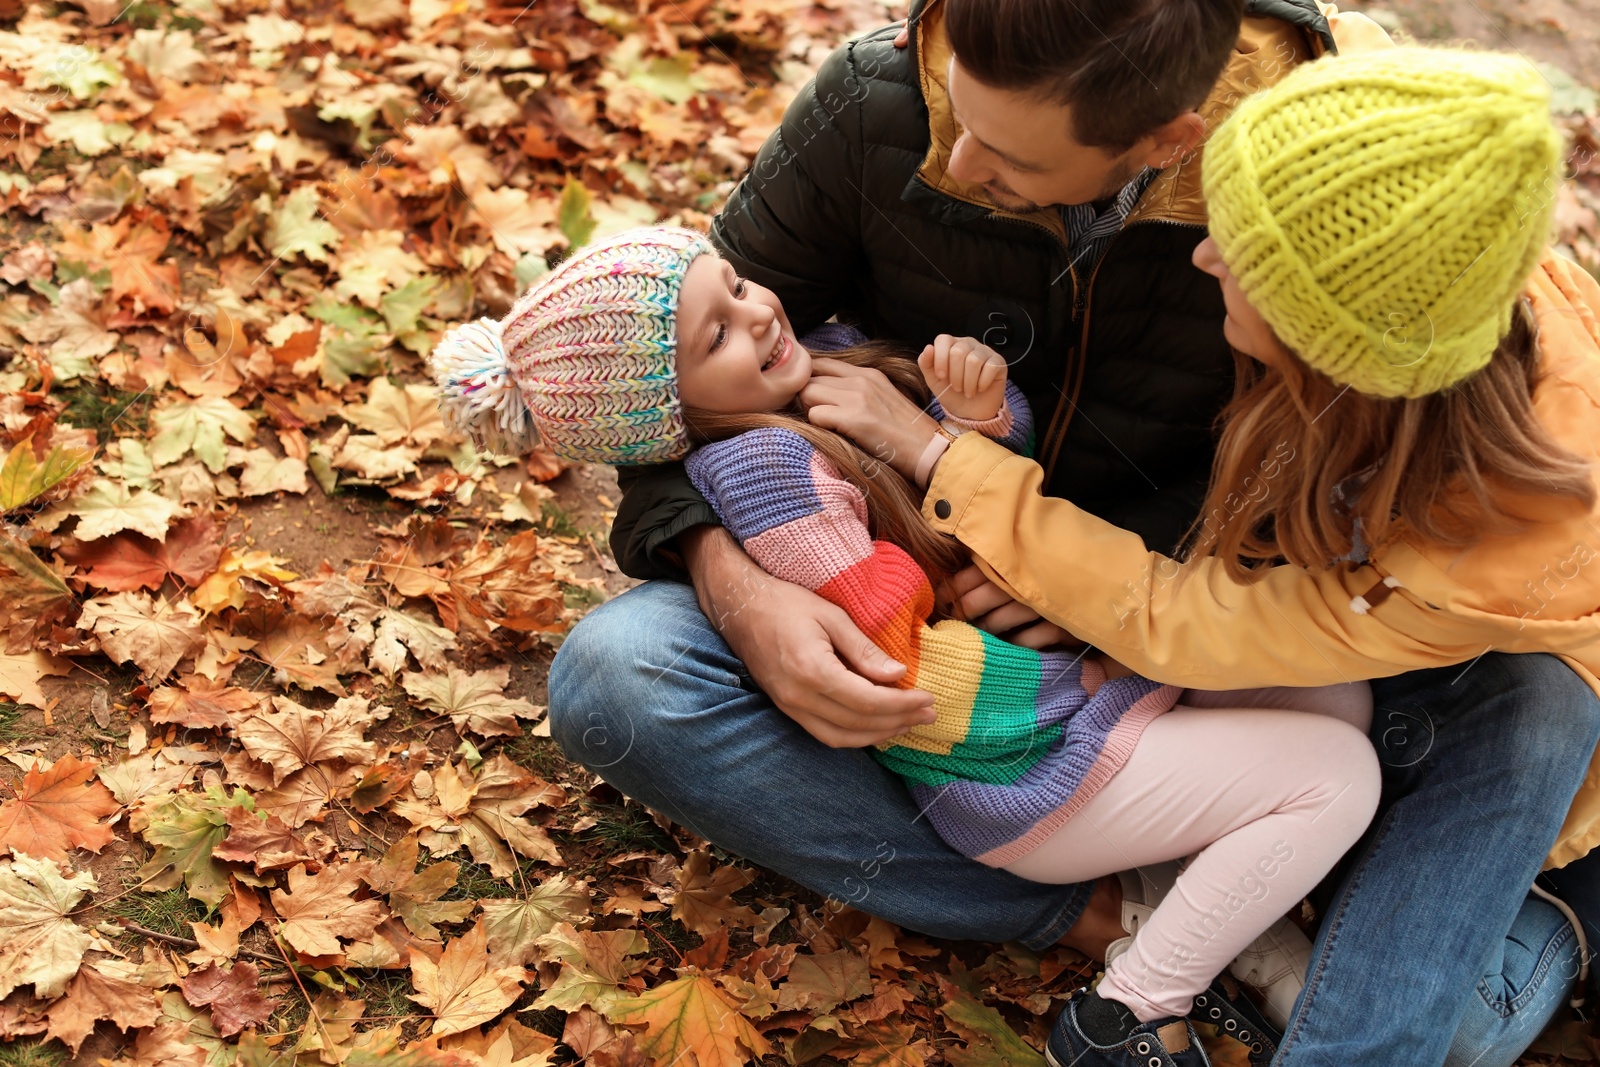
[1188,298,1597,580]
[682,343,969,585]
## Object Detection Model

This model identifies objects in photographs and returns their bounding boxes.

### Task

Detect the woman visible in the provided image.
[807,45,1600,1067]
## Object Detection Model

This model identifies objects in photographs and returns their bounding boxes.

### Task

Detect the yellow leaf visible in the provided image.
[408,919,528,1038]
[0,437,91,511]
[607,974,772,1067]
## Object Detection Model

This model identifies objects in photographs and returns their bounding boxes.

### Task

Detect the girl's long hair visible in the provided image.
[682,343,969,585]
[1188,298,1597,580]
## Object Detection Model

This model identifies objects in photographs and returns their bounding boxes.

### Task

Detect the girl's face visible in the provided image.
[674,253,812,412]
[1192,236,1296,370]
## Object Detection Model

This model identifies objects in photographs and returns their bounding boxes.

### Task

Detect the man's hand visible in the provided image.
[920,334,1007,422]
[939,564,1080,650]
[802,358,940,482]
[681,526,937,747]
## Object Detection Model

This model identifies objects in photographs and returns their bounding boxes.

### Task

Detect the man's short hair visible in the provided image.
[944,0,1247,151]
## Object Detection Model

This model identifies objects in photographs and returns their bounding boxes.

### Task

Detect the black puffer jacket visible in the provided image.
[611,0,1335,580]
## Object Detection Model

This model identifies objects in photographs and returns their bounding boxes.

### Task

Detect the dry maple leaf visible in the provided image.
[181,960,278,1037]
[438,532,566,640]
[365,835,474,941]
[532,924,649,1015]
[672,850,759,937]
[236,694,378,786]
[396,756,565,877]
[58,514,222,592]
[43,960,162,1053]
[480,874,592,966]
[408,919,528,1038]
[0,755,120,862]
[147,675,264,729]
[444,1015,558,1067]
[212,806,319,872]
[402,666,541,738]
[0,651,71,709]
[271,862,387,957]
[607,973,772,1067]
[78,591,205,681]
[0,529,75,653]
[0,853,97,1000]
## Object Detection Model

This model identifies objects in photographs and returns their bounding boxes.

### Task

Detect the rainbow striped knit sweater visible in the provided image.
[685,409,1180,867]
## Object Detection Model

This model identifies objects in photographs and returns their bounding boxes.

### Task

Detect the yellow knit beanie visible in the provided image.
[1202,47,1564,399]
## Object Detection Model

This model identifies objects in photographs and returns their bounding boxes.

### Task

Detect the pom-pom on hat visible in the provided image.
[1202,46,1564,399]
[429,226,715,464]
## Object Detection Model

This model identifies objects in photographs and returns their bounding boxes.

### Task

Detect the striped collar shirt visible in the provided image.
[1059,166,1160,273]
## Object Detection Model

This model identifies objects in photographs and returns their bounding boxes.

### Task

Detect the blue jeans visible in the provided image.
[549,581,1600,1067]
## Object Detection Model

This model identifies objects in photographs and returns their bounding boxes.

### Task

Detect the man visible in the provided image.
[549,0,1600,1063]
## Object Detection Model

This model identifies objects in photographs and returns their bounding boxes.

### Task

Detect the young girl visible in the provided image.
[428,227,1378,1067]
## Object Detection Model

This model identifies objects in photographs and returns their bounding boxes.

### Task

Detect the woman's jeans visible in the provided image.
[549,581,1600,1067]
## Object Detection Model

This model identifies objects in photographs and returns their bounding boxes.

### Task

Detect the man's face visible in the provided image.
[946,56,1146,211]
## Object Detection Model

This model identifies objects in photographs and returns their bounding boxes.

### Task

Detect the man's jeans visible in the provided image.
[549,581,1600,1067]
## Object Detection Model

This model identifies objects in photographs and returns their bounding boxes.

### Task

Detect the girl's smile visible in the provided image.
[675,253,812,412]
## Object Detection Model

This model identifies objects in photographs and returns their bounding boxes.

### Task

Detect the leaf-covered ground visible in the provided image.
[0,0,1598,1065]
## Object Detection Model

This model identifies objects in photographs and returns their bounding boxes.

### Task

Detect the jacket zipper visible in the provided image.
[1038,215,1207,486]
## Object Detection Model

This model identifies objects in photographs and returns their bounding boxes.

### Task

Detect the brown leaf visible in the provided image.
[271,862,386,957]
[181,961,278,1037]
[775,951,873,1014]
[42,961,161,1053]
[440,532,566,638]
[402,665,541,738]
[0,529,75,653]
[60,515,222,592]
[78,592,205,681]
[212,807,318,872]
[236,695,377,786]
[365,835,474,941]
[0,756,120,861]
[408,919,528,1038]
[445,1015,558,1067]
[147,676,263,729]
[673,849,758,936]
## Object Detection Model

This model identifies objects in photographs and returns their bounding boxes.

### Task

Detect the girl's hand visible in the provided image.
[802,358,940,483]
[919,335,1007,422]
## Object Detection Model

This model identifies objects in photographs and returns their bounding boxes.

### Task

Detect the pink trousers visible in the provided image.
[1003,682,1381,1022]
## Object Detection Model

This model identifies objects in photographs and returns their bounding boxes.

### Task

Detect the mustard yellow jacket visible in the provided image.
[923,251,1600,869]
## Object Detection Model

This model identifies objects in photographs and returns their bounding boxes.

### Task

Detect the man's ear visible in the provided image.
[1139,111,1207,170]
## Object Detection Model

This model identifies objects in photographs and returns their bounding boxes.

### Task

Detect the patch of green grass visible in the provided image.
[502,735,572,782]
[60,381,152,436]
[439,856,551,903]
[520,1003,567,1038]
[562,582,607,611]
[355,970,420,1026]
[537,501,582,538]
[0,1039,66,1067]
[0,702,29,743]
[108,887,209,939]
[568,800,675,854]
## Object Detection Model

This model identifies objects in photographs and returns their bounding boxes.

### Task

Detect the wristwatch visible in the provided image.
[914,421,964,489]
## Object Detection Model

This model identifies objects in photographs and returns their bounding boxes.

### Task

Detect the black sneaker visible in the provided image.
[1046,987,1212,1067]
[1191,975,1281,1067]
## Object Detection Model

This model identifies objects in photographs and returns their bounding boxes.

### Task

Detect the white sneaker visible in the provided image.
[1104,862,1311,1030]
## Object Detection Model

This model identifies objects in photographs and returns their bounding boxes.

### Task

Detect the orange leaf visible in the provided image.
[0,756,120,861]
[607,974,771,1067]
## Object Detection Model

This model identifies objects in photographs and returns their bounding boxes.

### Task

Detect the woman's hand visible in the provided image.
[802,358,940,482]
[939,564,1082,650]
